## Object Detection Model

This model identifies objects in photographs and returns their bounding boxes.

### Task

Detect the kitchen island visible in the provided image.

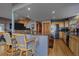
[26,34,48,56]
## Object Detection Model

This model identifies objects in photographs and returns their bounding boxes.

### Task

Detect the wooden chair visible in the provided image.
[3,33,17,56]
[26,35,39,56]
[15,34,36,56]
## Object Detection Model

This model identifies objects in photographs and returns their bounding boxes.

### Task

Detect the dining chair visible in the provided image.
[3,33,17,56]
[15,34,37,56]
[26,35,39,56]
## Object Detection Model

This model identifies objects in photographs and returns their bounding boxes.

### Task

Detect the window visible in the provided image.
[0,24,4,32]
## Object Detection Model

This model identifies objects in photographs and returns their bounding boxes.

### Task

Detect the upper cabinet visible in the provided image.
[36,21,42,34]
[42,21,51,35]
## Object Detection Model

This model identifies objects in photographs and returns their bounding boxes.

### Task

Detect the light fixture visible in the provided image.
[52,11,55,14]
[27,15,30,18]
[28,7,31,11]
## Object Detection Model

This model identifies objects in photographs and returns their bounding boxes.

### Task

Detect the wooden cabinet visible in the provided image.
[36,21,42,34]
[42,21,51,35]
[69,36,79,55]
[59,32,65,39]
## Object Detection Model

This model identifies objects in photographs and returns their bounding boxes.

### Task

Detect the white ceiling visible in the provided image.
[13,3,79,21]
[0,3,12,19]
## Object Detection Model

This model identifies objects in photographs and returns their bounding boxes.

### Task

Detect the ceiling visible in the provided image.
[13,3,79,21]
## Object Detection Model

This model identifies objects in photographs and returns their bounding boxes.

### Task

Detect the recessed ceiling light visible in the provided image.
[27,15,30,18]
[52,11,55,14]
[28,7,31,11]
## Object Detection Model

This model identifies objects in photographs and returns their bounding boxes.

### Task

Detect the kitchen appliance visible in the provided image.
[50,24,59,39]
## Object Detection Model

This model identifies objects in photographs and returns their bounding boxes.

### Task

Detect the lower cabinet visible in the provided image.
[69,36,79,56]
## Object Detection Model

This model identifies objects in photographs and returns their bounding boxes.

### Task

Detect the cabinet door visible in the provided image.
[69,37,79,55]
[36,22,42,34]
[42,21,51,35]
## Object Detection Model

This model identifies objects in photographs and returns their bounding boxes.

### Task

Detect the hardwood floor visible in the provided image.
[48,39,74,56]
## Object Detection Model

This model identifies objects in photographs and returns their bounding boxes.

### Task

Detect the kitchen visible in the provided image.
[0,3,79,56]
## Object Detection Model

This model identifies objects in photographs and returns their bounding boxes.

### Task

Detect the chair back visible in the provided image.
[4,33,12,45]
[26,39,35,55]
[15,34,26,49]
[26,34,32,40]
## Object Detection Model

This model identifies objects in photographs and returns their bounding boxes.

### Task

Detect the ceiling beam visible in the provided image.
[12,3,32,11]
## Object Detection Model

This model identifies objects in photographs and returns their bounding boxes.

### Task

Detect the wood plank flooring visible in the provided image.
[48,39,74,56]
